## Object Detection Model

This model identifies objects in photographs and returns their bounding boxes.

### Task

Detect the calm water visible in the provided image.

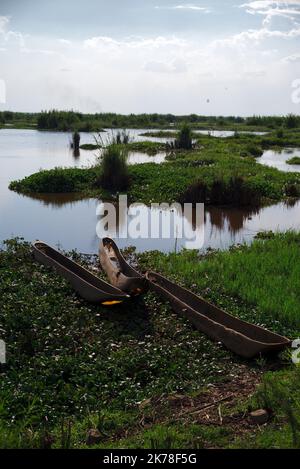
[258,148,300,173]
[1,128,299,253]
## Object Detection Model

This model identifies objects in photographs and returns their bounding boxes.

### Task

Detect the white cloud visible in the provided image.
[0,15,9,33]
[58,39,72,45]
[282,52,300,61]
[155,4,211,12]
[0,15,26,48]
[84,35,187,50]
[1,12,299,114]
[241,1,300,27]
[212,25,300,48]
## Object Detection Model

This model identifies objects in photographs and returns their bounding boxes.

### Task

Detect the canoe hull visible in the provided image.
[99,238,148,295]
[147,272,290,359]
[32,241,129,305]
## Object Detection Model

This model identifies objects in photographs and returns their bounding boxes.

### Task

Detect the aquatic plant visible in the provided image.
[174,123,193,150]
[70,131,80,151]
[287,157,300,165]
[285,114,299,129]
[98,144,129,191]
[114,130,130,145]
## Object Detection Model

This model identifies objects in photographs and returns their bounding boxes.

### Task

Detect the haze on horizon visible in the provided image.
[0,0,300,116]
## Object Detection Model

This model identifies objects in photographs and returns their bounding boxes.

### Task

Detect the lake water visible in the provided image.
[258,148,300,173]
[1,128,299,253]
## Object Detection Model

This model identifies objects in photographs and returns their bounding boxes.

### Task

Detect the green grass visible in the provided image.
[138,231,300,332]
[98,144,129,191]
[9,167,100,194]
[126,141,166,155]
[287,157,300,165]
[0,238,240,448]
[80,143,101,151]
[0,233,300,447]
[9,132,300,205]
[232,363,300,449]
[80,141,166,155]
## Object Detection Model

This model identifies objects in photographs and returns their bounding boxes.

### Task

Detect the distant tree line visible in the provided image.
[0,110,299,130]
[0,111,36,125]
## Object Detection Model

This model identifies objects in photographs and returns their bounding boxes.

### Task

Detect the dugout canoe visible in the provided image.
[146,271,291,358]
[32,241,129,305]
[99,237,148,296]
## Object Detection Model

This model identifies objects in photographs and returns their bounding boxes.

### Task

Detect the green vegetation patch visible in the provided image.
[80,143,101,151]
[287,157,300,165]
[138,231,300,333]
[0,239,239,447]
[9,133,300,206]
[0,233,299,447]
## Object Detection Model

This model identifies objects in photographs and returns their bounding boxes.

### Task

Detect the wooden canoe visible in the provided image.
[146,271,291,358]
[99,237,148,296]
[32,241,129,305]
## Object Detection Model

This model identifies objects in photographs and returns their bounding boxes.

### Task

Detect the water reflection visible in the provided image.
[3,187,300,253]
[96,200,204,250]
[20,192,88,208]
[72,149,80,159]
[206,206,260,234]
[0,128,299,254]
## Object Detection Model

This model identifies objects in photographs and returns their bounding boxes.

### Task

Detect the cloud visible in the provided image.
[240,1,300,26]
[84,35,187,50]
[143,58,188,73]
[213,25,300,48]
[0,15,26,48]
[1,12,299,114]
[155,4,211,12]
[58,39,72,45]
[0,15,9,33]
[282,52,300,61]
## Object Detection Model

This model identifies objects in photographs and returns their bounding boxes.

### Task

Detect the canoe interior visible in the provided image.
[32,241,129,303]
[147,271,290,356]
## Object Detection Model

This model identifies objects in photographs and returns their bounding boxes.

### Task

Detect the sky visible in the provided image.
[0,0,300,115]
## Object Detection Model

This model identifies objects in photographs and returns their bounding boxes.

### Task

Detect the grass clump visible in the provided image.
[98,144,129,191]
[173,124,193,150]
[70,131,80,151]
[244,144,263,158]
[80,143,101,151]
[287,157,300,165]
[9,167,98,194]
[126,141,166,155]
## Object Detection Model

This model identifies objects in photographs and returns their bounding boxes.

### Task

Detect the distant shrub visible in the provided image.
[276,129,284,138]
[287,157,300,165]
[70,131,80,151]
[99,144,129,191]
[284,182,300,197]
[174,124,193,150]
[285,114,299,129]
[114,130,130,145]
[246,144,263,158]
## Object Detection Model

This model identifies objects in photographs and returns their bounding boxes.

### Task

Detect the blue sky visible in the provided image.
[0,1,300,115]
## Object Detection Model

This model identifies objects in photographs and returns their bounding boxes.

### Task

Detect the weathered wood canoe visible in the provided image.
[146,271,291,358]
[99,237,148,296]
[32,241,129,305]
